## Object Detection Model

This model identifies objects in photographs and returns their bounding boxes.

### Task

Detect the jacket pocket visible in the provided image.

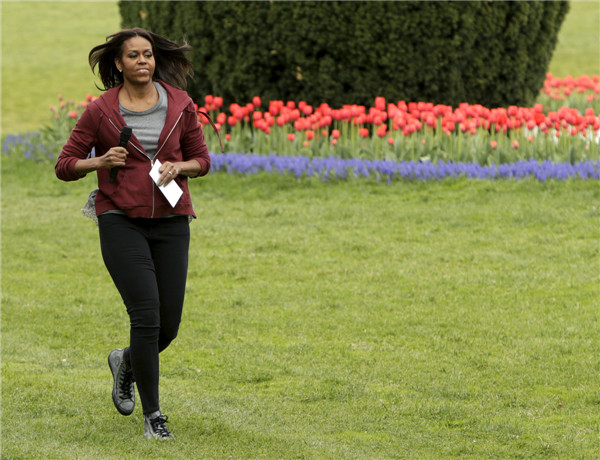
[104,163,153,211]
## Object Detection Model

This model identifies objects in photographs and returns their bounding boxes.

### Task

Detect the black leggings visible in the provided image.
[98,213,190,415]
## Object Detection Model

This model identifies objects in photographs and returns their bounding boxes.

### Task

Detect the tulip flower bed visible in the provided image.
[198,73,599,165]
[537,73,600,112]
[3,74,599,182]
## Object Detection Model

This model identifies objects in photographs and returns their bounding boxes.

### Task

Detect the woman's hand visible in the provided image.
[74,147,128,177]
[97,147,129,170]
[158,160,202,186]
[157,161,180,186]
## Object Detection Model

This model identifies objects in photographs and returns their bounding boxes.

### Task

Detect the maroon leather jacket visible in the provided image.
[55,81,211,219]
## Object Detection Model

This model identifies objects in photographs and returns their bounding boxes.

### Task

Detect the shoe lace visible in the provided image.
[151,415,171,437]
[118,368,135,399]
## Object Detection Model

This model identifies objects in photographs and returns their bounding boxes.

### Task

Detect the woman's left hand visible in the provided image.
[158,161,180,186]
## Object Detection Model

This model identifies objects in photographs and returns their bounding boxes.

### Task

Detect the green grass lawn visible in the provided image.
[547,0,600,78]
[1,1,120,134]
[2,156,599,458]
[2,1,600,458]
[0,0,598,135]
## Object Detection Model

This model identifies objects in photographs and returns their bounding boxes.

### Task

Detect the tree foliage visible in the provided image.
[119,1,569,108]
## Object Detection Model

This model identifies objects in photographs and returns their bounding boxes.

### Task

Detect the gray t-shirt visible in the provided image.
[120,81,168,159]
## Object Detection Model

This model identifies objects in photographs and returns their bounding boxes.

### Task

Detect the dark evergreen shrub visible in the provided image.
[118,1,569,108]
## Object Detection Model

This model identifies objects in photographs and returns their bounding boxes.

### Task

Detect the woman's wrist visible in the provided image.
[74,157,100,176]
[176,159,202,177]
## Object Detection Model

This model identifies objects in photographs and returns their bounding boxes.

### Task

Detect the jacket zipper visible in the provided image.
[108,118,145,156]
[151,112,184,218]
[108,113,184,218]
[154,112,183,159]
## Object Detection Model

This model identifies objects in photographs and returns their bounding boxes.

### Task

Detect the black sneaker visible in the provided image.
[144,413,174,440]
[108,349,135,416]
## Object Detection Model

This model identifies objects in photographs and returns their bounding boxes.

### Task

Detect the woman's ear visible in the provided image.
[114,58,122,73]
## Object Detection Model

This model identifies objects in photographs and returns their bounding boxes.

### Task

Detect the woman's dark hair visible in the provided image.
[89,28,193,91]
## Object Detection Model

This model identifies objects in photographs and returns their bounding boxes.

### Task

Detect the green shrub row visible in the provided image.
[125,2,567,108]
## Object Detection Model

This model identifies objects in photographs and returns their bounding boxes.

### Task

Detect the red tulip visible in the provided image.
[269,104,280,117]
[318,115,331,128]
[252,96,262,107]
[254,119,267,131]
[287,133,295,142]
[213,97,223,109]
[358,128,369,138]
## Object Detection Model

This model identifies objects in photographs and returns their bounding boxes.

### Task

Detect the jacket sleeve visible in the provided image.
[180,104,211,177]
[55,105,100,181]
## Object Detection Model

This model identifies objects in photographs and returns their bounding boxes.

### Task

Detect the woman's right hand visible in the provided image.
[74,147,128,176]
[97,147,128,170]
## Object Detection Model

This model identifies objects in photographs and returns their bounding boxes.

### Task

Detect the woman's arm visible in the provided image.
[179,105,211,177]
[55,105,100,181]
[74,147,129,176]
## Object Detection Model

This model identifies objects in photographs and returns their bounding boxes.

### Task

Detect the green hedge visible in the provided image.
[119,1,569,108]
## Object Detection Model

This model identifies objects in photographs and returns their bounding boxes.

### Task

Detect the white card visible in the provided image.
[149,159,183,208]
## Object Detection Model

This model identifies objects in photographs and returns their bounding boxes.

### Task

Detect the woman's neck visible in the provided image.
[119,81,159,111]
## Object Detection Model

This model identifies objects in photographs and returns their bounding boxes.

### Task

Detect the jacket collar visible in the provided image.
[94,81,194,156]
[95,80,191,121]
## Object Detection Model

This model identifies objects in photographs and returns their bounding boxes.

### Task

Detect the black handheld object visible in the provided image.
[109,126,132,183]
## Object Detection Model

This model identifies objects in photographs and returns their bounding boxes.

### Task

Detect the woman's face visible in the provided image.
[115,36,155,86]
